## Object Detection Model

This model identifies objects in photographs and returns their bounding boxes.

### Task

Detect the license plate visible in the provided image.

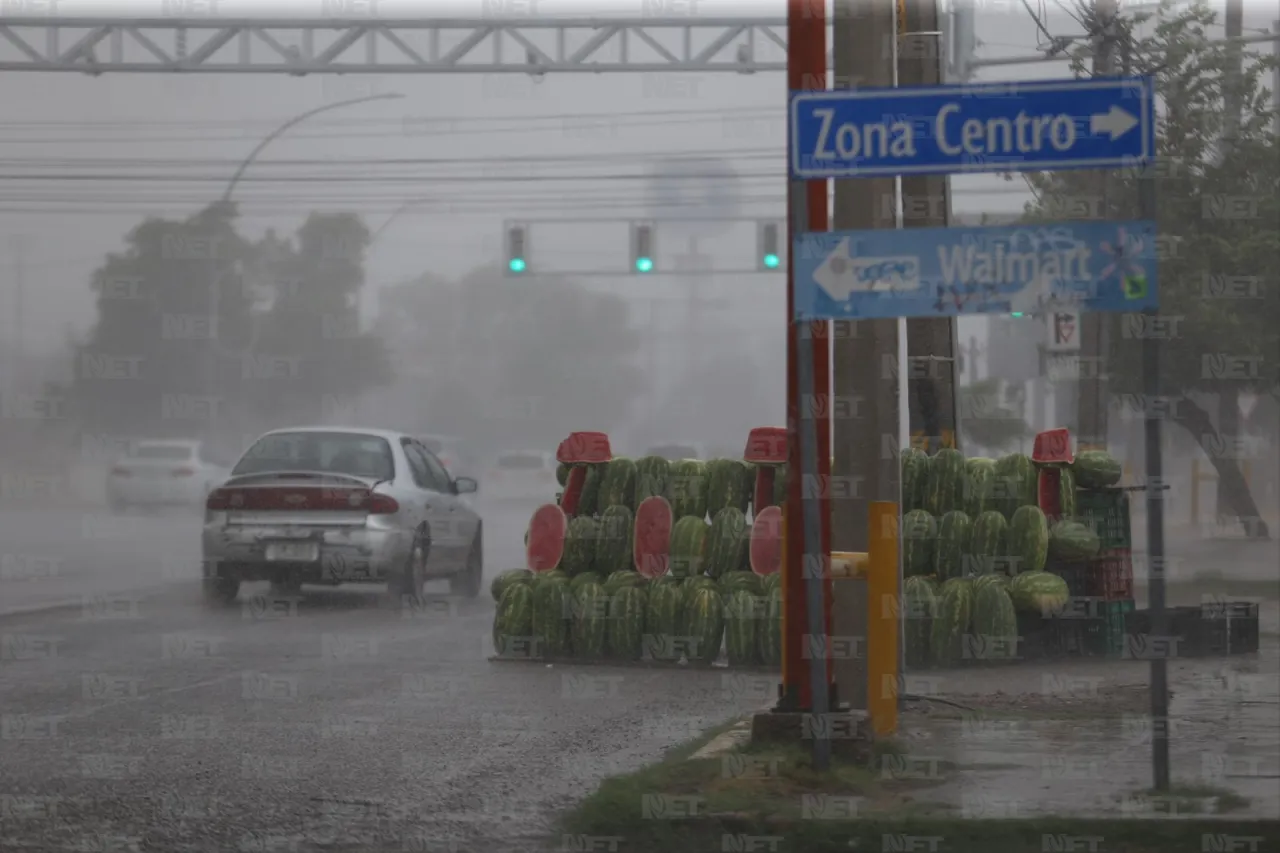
[264,542,319,562]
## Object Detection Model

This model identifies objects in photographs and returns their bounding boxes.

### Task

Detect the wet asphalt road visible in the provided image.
[0,501,770,852]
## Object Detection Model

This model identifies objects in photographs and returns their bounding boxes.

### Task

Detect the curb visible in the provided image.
[0,582,195,621]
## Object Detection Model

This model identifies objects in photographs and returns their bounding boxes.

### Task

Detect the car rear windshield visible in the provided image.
[648,445,699,460]
[232,432,395,481]
[131,444,194,461]
[497,453,547,470]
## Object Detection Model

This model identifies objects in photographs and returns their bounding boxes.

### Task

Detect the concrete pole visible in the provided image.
[830,0,900,712]
[1076,0,1121,451]
[900,0,960,454]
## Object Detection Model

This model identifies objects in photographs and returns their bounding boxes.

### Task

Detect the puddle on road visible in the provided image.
[906,649,1280,819]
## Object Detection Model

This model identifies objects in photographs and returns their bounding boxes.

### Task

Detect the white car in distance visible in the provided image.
[484,450,559,503]
[106,439,232,513]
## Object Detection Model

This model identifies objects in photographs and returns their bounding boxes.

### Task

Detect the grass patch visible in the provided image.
[1130,782,1252,815]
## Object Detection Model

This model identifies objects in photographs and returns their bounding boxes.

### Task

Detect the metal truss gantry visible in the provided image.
[0,16,799,74]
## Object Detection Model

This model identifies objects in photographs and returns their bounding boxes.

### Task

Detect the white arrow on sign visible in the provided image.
[812,239,921,302]
[1090,105,1138,140]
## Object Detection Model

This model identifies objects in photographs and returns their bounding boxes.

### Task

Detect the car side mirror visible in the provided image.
[454,477,478,495]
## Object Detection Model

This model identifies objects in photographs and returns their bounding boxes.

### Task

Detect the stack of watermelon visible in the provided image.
[500,449,788,667]
[898,441,1129,668]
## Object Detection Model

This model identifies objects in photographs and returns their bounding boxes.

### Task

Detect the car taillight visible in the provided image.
[205,487,398,514]
[172,467,195,478]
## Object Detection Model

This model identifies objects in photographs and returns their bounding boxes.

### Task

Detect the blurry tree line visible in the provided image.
[1023,0,1280,537]
[47,201,678,460]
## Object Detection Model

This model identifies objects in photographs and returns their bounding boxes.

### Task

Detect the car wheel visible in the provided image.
[388,530,429,609]
[202,576,240,607]
[450,530,483,599]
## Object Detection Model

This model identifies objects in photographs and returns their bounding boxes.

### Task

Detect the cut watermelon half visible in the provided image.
[633,495,674,579]
[749,505,783,576]
[526,503,568,573]
[555,431,612,465]
[1032,427,1074,466]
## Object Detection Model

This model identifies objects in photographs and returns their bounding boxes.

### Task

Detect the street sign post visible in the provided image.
[785,72,1167,788]
[793,220,1158,320]
[789,77,1155,179]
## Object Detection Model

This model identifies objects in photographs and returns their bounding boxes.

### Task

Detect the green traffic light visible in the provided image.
[763,253,780,269]
[1011,312,1023,317]
[509,258,526,273]
[636,257,654,273]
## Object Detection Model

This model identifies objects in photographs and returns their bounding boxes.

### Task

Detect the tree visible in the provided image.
[70,204,254,443]
[1021,0,1278,538]
[247,212,393,424]
[957,378,1033,455]
[373,266,646,452]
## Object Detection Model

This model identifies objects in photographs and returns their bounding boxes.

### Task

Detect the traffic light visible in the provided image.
[506,225,527,274]
[758,220,782,270]
[631,222,655,273]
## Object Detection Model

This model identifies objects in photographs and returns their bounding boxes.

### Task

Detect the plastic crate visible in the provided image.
[1085,547,1134,601]
[1127,603,1260,657]
[1076,488,1132,550]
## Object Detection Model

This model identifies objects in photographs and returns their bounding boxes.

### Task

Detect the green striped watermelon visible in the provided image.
[772,463,788,509]
[930,577,973,666]
[556,463,571,487]
[1009,505,1049,574]
[1072,450,1123,489]
[903,575,938,669]
[685,585,725,663]
[706,459,751,516]
[562,516,599,576]
[667,460,708,520]
[606,583,648,660]
[570,571,602,592]
[963,457,996,519]
[706,507,749,579]
[532,574,571,658]
[934,510,972,581]
[594,505,634,575]
[925,449,965,517]
[993,453,1037,519]
[599,457,637,512]
[1048,520,1101,563]
[577,464,605,517]
[968,510,1009,576]
[970,581,1018,661]
[902,509,938,577]
[900,448,930,514]
[669,515,710,579]
[633,455,670,507]
[758,585,783,667]
[1057,466,1078,521]
[724,588,761,666]
[643,578,684,661]
[570,580,608,658]
[719,570,763,598]
[490,569,533,603]
[493,582,534,657]
[1008,571,1069,615]
[603,570,646,595]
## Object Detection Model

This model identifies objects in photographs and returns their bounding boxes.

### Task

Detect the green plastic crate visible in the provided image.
[1084,598,1136,657]
[1076,488,1132,550]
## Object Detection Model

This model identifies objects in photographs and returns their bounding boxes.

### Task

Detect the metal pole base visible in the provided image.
[773,681,842,713]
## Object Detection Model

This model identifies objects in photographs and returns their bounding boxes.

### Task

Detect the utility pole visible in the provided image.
[9,235,26,402]
[899,0,960,453]
[1077,0,1121,451]
[830,0,899,709]
[1215,0,1244,525]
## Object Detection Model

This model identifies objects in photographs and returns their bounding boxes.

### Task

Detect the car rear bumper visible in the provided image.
[202,524,412,584]
[108,477,205,505]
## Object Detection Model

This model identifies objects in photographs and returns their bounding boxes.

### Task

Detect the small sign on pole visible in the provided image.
[1046,308,1081,353]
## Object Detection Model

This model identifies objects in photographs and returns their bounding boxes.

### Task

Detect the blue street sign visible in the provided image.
[789,77,1154,179]
[793,220,1158,321]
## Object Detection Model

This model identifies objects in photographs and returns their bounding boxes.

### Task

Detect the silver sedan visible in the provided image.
[200,426,482,606]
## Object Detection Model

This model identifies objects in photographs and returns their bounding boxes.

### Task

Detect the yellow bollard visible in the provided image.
[867,502,899,737]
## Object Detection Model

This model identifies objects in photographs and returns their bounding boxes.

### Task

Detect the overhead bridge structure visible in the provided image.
[0,15,978,76]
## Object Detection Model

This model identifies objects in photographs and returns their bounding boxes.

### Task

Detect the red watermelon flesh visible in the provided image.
[633,496,674,579]
[526,503,568,573]
[556,431,611,465]
[1037,468,1061,520]
[749,505,783,576]
[559,466,587,517]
